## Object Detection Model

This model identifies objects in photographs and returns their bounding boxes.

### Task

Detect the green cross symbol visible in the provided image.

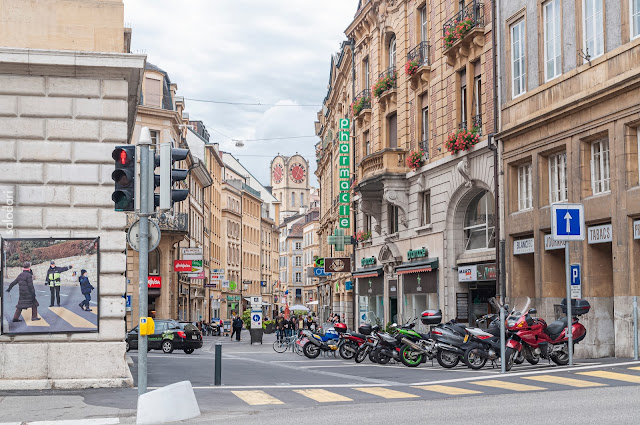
[327,228,352,252]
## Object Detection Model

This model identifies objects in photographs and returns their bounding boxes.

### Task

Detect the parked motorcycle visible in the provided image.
[333,322,367,360]
[503,297,590,371]
[354,324,379,363]
[301,328,341,359]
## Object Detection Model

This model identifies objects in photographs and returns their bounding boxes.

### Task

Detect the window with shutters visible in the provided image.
[518,163,533,211]
[145,77,162,107]
[295,256,302,267]
[548,152,568,203]
[590,140,610,194]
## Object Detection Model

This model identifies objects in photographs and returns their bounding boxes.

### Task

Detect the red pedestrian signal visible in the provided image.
[111,146,136,212]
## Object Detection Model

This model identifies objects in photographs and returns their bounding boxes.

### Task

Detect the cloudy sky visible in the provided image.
[124,0,360,187]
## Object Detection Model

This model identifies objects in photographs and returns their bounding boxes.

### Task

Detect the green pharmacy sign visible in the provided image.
[407,247,428,260]
[361,256,377,266]
[338,118,351,230]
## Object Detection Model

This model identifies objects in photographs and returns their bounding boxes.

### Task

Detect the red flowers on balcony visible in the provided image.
[351,94,371,116]
[442,18,476,49]
[355,230,372,242]
[405,59,420,76]
[445,128,480,153]
[372,69,397,98]
[406,149,426,171]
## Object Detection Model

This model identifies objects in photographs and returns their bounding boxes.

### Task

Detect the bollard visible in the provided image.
[214,343,222,386]
[634,296,638,361]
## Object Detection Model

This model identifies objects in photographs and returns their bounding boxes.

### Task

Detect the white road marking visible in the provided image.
[0,419,120,425]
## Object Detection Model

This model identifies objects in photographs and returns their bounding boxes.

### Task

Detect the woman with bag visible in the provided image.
[6,262,40,322]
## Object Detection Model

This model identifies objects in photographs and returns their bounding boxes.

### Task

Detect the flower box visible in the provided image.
[445,128,480,154]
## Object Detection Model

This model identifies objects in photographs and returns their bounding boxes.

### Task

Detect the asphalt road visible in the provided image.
[2,282,97,333]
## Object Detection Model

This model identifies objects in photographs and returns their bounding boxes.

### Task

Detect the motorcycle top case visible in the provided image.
[358,324,373,335]
[420,309,443,325]
[334,323,348,333]
[561,298,591,316]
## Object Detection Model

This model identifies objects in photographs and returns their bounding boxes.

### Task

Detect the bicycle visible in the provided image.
[273,334,305,355]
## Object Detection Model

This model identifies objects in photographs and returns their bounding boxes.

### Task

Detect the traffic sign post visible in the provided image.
[551,203,585,367]
[570,264,581,299]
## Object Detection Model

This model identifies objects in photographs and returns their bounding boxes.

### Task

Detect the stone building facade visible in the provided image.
[316,0,497,328]
[0,32,143,392]
[497,0,640,357]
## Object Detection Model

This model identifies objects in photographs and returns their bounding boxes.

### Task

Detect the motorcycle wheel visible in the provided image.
[369,349,378,363]
[339,342,358,360]
[550,343,570,365]
[400,345,424,368]
[503,347,516,371]
[374,348,391,365]
[303,342,321,359]
[436,349,460,368]
[524,346,540,365]
[463,348,487,370]
[514,350,525,365]
[355,346,369,363]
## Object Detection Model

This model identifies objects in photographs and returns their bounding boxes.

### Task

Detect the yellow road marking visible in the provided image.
[353,387,419,399]
[628,367,640,371]
[472,380,546,391]
[293,389,352,402]
[231,390,284,405]
[523,375,606,388]
[578,371,640,384]
[21,308,49,326]
[48,307,97,328]
[413,385,482,395]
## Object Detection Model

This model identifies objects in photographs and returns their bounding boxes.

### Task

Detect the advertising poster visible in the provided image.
[1,238,99,334]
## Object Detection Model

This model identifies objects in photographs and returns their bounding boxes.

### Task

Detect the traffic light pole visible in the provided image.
[138,129,151,396]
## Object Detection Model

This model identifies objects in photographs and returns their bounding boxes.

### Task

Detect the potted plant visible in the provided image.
[263,320,275,334]
[351,95,371,116]
[355,230,372,245]
[405,59,420,77]
[372,70,398,98]
[406,149,426,171]
[442,18,476,49]
[445,128,480,153]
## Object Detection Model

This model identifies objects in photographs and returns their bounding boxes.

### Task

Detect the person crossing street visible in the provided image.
[45,260,73,307]
[6,262,40,322]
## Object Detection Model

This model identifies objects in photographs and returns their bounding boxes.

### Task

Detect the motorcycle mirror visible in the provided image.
[503,304,510,312]
[392,323,397,327]
[528,308,537,315]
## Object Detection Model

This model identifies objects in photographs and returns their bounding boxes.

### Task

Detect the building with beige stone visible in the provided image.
[317,0,497,328]
[303,208,321,315]
[497,0,640,357]
[0,0,143,388]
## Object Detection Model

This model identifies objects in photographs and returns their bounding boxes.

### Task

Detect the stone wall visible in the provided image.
[0,48,144,389]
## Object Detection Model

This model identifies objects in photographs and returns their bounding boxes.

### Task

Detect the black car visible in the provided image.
[126,319,203,354]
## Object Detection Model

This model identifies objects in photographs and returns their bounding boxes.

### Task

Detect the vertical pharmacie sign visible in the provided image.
[338,118,351,229]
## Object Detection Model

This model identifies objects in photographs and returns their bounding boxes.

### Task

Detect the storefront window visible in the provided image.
[463,191,495,250]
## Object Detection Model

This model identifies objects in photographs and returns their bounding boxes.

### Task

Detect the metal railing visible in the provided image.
[126,212,188,233]
[420,140,430,160]
[472,114,483,135]
[352,89,372,115]
[407,41,431,67]
[378,66,397,88]
[443,1,484,38]
[459,120,467,131]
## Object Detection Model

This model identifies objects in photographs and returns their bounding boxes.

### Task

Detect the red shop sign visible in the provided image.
[174,260,192,272]
[148,276,161,288]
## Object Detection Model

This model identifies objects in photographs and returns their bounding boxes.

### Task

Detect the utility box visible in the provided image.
[139,317,155,335]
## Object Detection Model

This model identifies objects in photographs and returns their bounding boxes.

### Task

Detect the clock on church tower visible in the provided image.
[272,163,283,184]
[289,163,306,184]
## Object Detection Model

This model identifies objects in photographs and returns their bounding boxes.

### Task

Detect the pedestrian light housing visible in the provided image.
[111,146,136,211]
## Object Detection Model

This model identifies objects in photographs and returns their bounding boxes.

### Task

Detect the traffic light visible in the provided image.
[158,143,189,210]
[111,145,136,211]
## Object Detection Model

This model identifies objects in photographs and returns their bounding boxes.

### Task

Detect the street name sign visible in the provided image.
[551,203,585,241]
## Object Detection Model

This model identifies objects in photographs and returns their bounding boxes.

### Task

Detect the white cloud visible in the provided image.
[124,0,359,186]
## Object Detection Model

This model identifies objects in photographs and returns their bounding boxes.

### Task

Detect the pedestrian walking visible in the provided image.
[275,314,285,341]
[6,262,40,322]
[77,269,95,311]
[297,315,304,336]
[231,315,243,341]
[45,260,73,307]
[290,316,296,336]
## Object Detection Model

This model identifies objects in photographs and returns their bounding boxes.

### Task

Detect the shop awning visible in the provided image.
[352,267,383,279]
[396,259,439,275]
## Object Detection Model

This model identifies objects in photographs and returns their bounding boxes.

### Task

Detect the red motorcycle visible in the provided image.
[504,297,590,371]
[334,322,367,360]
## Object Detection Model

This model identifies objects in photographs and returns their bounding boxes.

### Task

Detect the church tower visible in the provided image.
[270,154,310,221]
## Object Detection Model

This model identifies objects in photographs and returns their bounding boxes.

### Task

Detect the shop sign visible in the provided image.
[181,247,203,258]
[544,234,565,250]
[190,270,205,280]
[174,259,191,272]
[325,257,352,273]
[345,281,353,290]
[338,118,351,229]
[361,256,376,266]
[221,280,230,289]
[588,223,612,244]
[212,269,225,274]
[633,220,640,240]
[513,238,534,255]
[477,264,497,280]
[226,295,241,301]
[313,267,331,277]
[407,247,428,260]
[458,265,477,282]
[148,276,161,288]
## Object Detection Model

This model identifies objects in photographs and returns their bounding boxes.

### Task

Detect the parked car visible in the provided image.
[126,319,203,354]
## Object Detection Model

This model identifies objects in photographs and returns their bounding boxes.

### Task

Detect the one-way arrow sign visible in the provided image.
[552,203,585,241]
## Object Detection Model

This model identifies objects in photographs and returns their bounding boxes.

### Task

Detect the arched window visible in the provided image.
[388,35,396,68]
[463,191,495,250]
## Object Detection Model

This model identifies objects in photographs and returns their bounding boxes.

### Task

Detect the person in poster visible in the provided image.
[6,261,40,322]
[78,269,95,312]
[46,260,73,307]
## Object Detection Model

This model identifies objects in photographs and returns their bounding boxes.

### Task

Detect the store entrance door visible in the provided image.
[390,297,398,324]
[469,283,496,325]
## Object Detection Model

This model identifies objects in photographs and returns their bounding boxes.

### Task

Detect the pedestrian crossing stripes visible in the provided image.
[231,390,284,405]
[522,375,606,387]
[352,387,420,399]
[228,368,640,406]
[472,380,547,391]
[21,307,49,326]
[578,370,640,383]
[49,306,96,328]
[293,389,352,402]
[412,385,482,395]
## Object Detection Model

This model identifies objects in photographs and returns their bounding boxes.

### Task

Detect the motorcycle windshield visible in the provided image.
[508,297,531,320]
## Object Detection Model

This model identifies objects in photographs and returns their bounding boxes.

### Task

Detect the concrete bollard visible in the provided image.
[137,381,200,425]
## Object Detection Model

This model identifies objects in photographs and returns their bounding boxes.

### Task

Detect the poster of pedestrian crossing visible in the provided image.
[1,238,100,334]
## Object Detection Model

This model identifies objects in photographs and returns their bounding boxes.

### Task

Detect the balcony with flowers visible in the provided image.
[442,1,485,67]
[373,66,397,112]
[406,41,431,90]
[351,89,372,127]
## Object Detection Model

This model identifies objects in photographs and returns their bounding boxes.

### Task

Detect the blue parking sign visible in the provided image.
[551,203,585,241]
